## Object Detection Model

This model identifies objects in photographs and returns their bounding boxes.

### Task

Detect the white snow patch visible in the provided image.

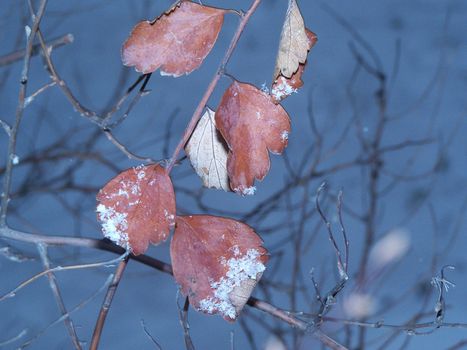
[260,82,270,94]
[198,249,266,319]
[24,25,31,38]
[234,186,256,196]
[256,111,262,120]
[96,204,130,250]
[271,77,297,101]
[242,186,256,196]
[137,170,146,180]
[280,130,289,142]
[230,245,241,257]
[164,209,175,223]
[160,70,182,78]
[11,154,19,165]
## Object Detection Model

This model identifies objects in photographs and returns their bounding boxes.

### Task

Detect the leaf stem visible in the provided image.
[165,0,262,173]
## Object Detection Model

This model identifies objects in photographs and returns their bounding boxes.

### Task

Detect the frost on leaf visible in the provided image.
[272,29,317,103]
[215,81,290,195]
[121,1,226,76]
[96,164,176,255]
[170,215,268,321]
[185,108,230,191]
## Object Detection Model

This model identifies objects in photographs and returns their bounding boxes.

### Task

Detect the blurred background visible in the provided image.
[0,0,466,349]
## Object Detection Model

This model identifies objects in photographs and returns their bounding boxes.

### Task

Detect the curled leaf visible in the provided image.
[274,0,316,79]
[122,1,226,76]
[215,81,291,195]
[272,29,317,103]
[171,215,268,321]
[185,108,230,191]
[96,164,176,255]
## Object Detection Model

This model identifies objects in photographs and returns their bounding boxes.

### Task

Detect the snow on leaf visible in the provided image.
[215,81,291,195]
[170,215,268,321]
[121,1,226,76]
[96,164,176,255]
[272,29,317,103]
[274,0,316,79]
[185,108,230,191]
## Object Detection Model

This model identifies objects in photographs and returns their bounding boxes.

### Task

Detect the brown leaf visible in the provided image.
[185,108,230,191]
[96,164,176,255]
[215,81,291,195]
[170,215,268,321]
[272,29,317,103]
[274,0,316,79]
[122,1,226,76]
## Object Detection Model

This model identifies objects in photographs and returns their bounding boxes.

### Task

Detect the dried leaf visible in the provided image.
[122,1,226,76]
[96,164,176,255]
[274,0,316,79]
[215,81,291,195]
[171,215,268,321]
[272,29,317,103]
[185,108,230,191]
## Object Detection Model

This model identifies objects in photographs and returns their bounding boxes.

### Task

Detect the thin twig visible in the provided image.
[0,0,49,225]
[0,251,128,302]
[18,274,114,349]
[166,0,263,173]
[0,33,73,67]
[89,255,130,350]
[177,292,195,350]
[37,243,82,350]
[140,319,163,349]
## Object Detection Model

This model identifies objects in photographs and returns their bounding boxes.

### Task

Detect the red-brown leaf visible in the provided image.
[170,215,268,321]
[122,1,226,76]
[271,29,317,103]
[215,81,291,195]
[96,164,176,255]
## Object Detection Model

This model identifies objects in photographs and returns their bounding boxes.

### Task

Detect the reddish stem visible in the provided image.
[165,0,262,173]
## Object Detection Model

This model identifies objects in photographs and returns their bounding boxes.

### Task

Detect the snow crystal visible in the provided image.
[280,130,289,142]
[11,154,19,165]
[234,186,256,196]
[137,170,146,180]
[164,209,175,223]
[24,25,31,38]
[242,186,256,196]
[96,204,130,250]
[198,248,265,319]
[260,82,270,94]
[271,77,297,101]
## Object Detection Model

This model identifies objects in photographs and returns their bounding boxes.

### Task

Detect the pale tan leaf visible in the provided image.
[185,108,230,191]
[274,0,312,79]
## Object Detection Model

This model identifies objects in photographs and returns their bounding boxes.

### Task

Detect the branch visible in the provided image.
[37,244,82,350]
[0,34,73,67]
[89,255,130,350]
[165,0,263,173]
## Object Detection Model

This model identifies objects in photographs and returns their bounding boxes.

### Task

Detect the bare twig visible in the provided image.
[0,33,73,67]
[0,0,49,225]
[140,319,163,349]
[37,243,82,350]
[177,292,195,350]
[89,254,130,350]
